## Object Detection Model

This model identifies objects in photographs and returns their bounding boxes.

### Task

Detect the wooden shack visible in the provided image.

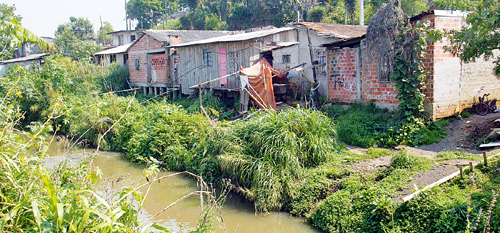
[126,29,232,95]
[169,27,299,95]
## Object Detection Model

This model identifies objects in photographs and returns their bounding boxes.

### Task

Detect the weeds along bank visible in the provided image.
[309,152,500,232]
[60,95,500,232]
[325,102,449,148]
[0,105,171,232]
[62,98,343,212]
[0,55,128,126]
[0,57,219,232]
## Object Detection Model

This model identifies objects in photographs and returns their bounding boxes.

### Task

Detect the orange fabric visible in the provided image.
[240,59,284,110]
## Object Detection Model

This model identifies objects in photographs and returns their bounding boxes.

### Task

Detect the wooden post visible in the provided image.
[459,166,463,179]
[198,76,202,113]
[263,75,269,109]
[469,162,473,172]
[483,152,488,167]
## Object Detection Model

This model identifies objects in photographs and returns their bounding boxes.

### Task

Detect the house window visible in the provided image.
[282,54,291,64]
[134,57,140,70]
[118,35,124,45]
[378,54,390,82]
[203,49,212,66]
[316,50,327,74]
[130,35,136,42]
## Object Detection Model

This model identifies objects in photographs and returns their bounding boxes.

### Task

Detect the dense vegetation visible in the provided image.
[2,0,500,231]
[0,57,222,232]
[325,102,448,148]
[1,52,499,232]
[128,0,433,31]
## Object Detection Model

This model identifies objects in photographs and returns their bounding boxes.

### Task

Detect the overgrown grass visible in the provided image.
[0,105,158,232]
[325,102,448,148]
[435,150,482,161]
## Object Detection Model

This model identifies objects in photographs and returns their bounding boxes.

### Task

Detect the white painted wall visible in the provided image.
[296,27,341,97]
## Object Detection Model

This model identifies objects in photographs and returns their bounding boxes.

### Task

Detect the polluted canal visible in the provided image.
[44,140,318,233]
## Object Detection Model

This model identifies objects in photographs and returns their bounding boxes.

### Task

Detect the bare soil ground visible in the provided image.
[348,112,500,201]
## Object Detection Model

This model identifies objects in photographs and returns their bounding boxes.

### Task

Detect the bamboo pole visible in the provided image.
[244,89,266,109]
[241,78,267,109]
[189,71,241,89]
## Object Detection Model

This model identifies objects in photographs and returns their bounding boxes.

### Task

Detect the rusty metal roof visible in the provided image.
[293,22,367,39]
[170,27,296,48]
[0,53,49,64]
[144,30,233,44]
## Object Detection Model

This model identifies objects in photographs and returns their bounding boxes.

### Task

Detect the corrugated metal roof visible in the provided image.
[94,43,133,55]
[264,42,299,51]
[107,29,145,35]
[293,22,367,39]
[170,27,296,48]
[144,29,234,44]
[0,53,49,64]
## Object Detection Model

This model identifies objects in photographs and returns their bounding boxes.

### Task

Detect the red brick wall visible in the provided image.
[128,35,167,85]
[327,44,399,106]
[420,14,436,105]
[326,13,456,110]
[360,44,399,105]
[151,53,167,83]
[327,48,358,102]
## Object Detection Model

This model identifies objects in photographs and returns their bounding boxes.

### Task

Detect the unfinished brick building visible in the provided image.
[324,10,500,119]
[127,30,231,95]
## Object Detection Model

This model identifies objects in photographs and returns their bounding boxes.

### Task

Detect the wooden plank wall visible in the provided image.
[178,29,298,95]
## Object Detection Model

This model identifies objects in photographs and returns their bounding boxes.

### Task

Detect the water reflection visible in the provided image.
[45,140,318,233]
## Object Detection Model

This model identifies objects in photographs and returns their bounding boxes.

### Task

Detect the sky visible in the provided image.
[1,0,134,37]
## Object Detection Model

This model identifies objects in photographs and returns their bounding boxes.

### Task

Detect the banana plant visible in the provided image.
[0,19,52,60]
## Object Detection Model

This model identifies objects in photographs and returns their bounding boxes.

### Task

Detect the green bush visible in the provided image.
[390,150,433,171]
[325,103,447,148]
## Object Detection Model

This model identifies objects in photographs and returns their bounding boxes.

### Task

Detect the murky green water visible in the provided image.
[45,141,319,233]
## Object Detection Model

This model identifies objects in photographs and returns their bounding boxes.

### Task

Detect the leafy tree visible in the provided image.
[152,18,183,29]
[180,8,208,29]
[0,4,51,60]
[0,3,21,22]
[127,0,165,29]
[54,17,100,60]
[445,0,500,76]
[307,6,327,22]
[228,5,253,30]
[97,21,113,46]
[56,17,94,41]
[205,13,228,30]
[345,0,356,24]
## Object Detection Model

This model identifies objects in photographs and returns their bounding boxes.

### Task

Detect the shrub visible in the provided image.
[390,150,433,171]
[325,103,447,148]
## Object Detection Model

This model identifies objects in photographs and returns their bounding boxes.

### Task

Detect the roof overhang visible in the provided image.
[321,35,365,48]
[169,27,296,48]
[94,43,133,55]
[0,53,49,64]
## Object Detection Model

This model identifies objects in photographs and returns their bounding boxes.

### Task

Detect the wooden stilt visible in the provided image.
[483,152,488,167]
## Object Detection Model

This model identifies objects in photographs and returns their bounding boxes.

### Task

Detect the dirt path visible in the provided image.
[348,112,500,200]
[401,112,500,157]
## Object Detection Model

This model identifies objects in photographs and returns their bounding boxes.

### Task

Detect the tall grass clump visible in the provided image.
[325,102,448,148]
[207,108,341,212]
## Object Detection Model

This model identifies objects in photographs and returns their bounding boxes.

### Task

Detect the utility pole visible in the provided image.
[125,0,129,30]
[100,15,105,47]
[359,0,364,25]
[164,0,168,29]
